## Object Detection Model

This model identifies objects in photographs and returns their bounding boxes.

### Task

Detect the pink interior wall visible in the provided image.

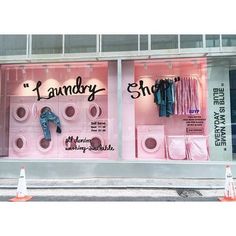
[108,61,118,159]
[122,61,136,159]
[4,63,108,97]
[134,58,208,137]
[1,61,119,159]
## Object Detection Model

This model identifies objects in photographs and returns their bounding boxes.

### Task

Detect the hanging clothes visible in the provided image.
[174,76,200,115]
[40,107,62,141]
[154,76,200,117]
[154,79,175,117]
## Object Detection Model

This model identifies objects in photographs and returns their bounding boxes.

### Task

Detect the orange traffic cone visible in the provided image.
[9,167,32,202]
[219,165,236,202]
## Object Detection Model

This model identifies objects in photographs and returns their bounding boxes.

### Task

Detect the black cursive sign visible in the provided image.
[32,76,105,102]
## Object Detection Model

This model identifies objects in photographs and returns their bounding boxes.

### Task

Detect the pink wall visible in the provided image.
[122,61,136,159]
[108,61,118,159]
[4,62,108,97]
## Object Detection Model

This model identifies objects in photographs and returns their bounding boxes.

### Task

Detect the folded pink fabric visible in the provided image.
[167,136,187,160]
[187,136,208,161]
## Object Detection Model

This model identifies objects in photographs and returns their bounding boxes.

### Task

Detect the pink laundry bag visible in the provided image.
[166,136,187,160]
[187,136,209,161]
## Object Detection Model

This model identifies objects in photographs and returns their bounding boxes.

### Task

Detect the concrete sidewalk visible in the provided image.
[0,178,226,201]
[0,178,226,189]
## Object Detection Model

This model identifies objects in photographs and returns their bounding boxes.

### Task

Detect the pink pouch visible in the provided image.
[187,136,209,161]
[166,136,187,160]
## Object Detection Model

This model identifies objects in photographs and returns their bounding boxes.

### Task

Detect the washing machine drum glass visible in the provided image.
[16,138,24,149]
[14,105,29,121]
[17,107,26,118]
[142,137,161,153]
[89,104,102,120]
[13,135,27,152]
[65,106,75,118]
[41,106,52,114]
[90,137,102,149]
[40,138,50,149]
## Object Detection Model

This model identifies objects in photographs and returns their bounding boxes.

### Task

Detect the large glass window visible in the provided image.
[102,35,138,52]
[0,35,27,56]
[151,35,178,50]
[122,57,236,162]
[123,58,210,161]
[206,35,220,47]
[180,35,203,48]
[0,61,118,160]
[65,35,97,53]
[32,35,63,54]
[222,35,236,47]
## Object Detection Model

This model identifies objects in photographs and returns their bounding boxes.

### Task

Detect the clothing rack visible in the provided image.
[157,74,199,78]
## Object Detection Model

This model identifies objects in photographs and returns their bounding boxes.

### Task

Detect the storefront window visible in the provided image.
[151,35,178,50]
[0,61,118,159]
[1,56,236,163]
[180,35,203,48]
[64,35,97,53]
[32,35,63,54]
[0,35,27,56]
[206,35,220,47]
[102,35,138,52]
[222,35,236,47]
[122,57,230,161]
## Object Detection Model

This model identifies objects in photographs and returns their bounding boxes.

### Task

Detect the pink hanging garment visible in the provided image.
[167,136,187,160]
[182,77,186,115]
[189,77,200,114]
[186,77,191,115]
[174,80,179,115]
[187,136,209,161]
[193,78,200,113]
[184,77,189,115]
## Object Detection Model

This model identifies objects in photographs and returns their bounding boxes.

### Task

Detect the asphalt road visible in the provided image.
[0,188,220,201]
[1,196,219,201]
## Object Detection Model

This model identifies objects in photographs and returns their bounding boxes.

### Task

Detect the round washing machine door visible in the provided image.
[62,103,79,121]
[12,135,27,153]
[40,105,55,115]
[37,136,53,153]
[87,103,102,120]
[141,136,161,153]
[13,105,30,122]
[89,135,104,152]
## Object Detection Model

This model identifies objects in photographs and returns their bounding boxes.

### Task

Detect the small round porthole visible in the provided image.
[37,136,52,153]
[13,136,27,152]
[13,105,29,122]
[142,136,160,153]
[87,103,102,120]
[145,138,157,150]
[62,103,78,121]
[16,138,24,149]
[90,135,104,152]
[40,106,53,114]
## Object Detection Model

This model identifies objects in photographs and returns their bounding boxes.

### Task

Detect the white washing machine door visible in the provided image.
[141,136,161,153]
[87,102,102,121]
[13,105,30,122]
[62,103,79,121]
[12,135,27,153]
[37,136,53,153]
[89,135,104,152]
